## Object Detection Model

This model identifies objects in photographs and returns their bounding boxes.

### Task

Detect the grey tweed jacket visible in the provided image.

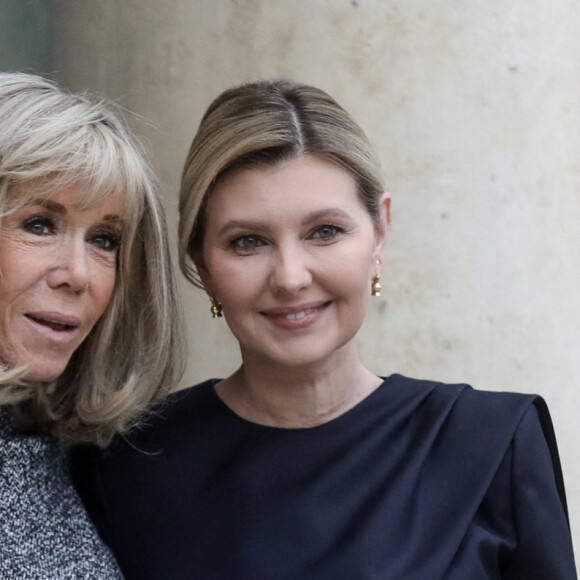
[0,405,123,579]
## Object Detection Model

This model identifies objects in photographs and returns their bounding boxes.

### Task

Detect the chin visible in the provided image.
[24,361,69,383]
[1,346,71,383]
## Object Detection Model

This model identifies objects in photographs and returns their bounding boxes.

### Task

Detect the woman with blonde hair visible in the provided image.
[73,80,576,579]
[0,72,182,578]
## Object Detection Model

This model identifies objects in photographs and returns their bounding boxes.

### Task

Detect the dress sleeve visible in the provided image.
[69,445,111,547]
[502,400,577,579]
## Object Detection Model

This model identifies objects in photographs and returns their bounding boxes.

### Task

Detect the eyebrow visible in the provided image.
[29,198,66,214]
[103,215,124,224]
[303,207,353,223]
[218,208,354,235]
[26,198,123,223]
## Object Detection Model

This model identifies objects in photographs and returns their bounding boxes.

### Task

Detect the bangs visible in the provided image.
[3,122,146,224]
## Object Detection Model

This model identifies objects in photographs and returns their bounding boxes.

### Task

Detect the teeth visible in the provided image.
[285,308,315,320]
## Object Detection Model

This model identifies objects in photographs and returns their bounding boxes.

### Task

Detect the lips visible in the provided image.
[25,312,80,333]
[261,302,329,330]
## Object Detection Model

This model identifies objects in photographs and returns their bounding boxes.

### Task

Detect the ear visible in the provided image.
[192,252,216,298]
[373,192,391,269]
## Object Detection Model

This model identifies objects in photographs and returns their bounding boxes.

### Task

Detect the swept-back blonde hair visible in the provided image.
[0,72,183,446]
[178,79,385,287]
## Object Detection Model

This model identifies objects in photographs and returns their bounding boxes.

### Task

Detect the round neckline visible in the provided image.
[207,375,392,433]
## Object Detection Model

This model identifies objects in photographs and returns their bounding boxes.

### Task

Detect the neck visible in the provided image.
[215,347,382,428]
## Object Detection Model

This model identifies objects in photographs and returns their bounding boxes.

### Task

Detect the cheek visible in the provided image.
[93,265,117,316]
[342,276,373,311]
[207,256,264,305]
[216,272,258,312]
[329,250,374,293]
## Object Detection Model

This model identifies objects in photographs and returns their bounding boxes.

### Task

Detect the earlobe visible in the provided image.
[374,192,391,263]
[193,254,214,298]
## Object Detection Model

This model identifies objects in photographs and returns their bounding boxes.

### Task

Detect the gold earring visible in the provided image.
[210,297,223,318]
[371,273,382,297]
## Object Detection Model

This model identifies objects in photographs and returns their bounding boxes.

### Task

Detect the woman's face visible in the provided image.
[197,155,389,370]
[0,185,123,382]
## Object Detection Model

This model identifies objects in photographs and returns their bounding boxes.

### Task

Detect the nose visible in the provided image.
[46,238,90,293]
[269,244,312,296]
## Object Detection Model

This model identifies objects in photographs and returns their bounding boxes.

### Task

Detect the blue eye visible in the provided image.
[91,231,121,252]
[311,225,341,240]
[23,216,56,235]
[233,236,265,250]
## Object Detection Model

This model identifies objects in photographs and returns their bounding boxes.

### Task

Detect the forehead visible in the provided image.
[30,187,122,215]
[209,155,360,214]
[5,177,131,217]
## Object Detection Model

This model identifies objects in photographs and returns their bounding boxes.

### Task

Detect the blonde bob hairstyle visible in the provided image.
[179,79,386,287]
[0,72,183,446]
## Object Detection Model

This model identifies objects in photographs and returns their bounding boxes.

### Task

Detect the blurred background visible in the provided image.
[2,0,579,555]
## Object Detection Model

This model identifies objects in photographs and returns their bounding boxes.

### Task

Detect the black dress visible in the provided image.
[71,374,577,579]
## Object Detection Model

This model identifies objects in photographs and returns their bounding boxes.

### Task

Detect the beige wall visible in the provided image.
[50,0,580,552]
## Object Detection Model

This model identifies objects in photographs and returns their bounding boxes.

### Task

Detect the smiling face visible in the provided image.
[0,185,123,382]
[196,155,389,371]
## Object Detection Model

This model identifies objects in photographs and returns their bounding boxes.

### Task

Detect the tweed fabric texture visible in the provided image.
[0,405,123,579]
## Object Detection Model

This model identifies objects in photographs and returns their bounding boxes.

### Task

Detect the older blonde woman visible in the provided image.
[0,72,183,578]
